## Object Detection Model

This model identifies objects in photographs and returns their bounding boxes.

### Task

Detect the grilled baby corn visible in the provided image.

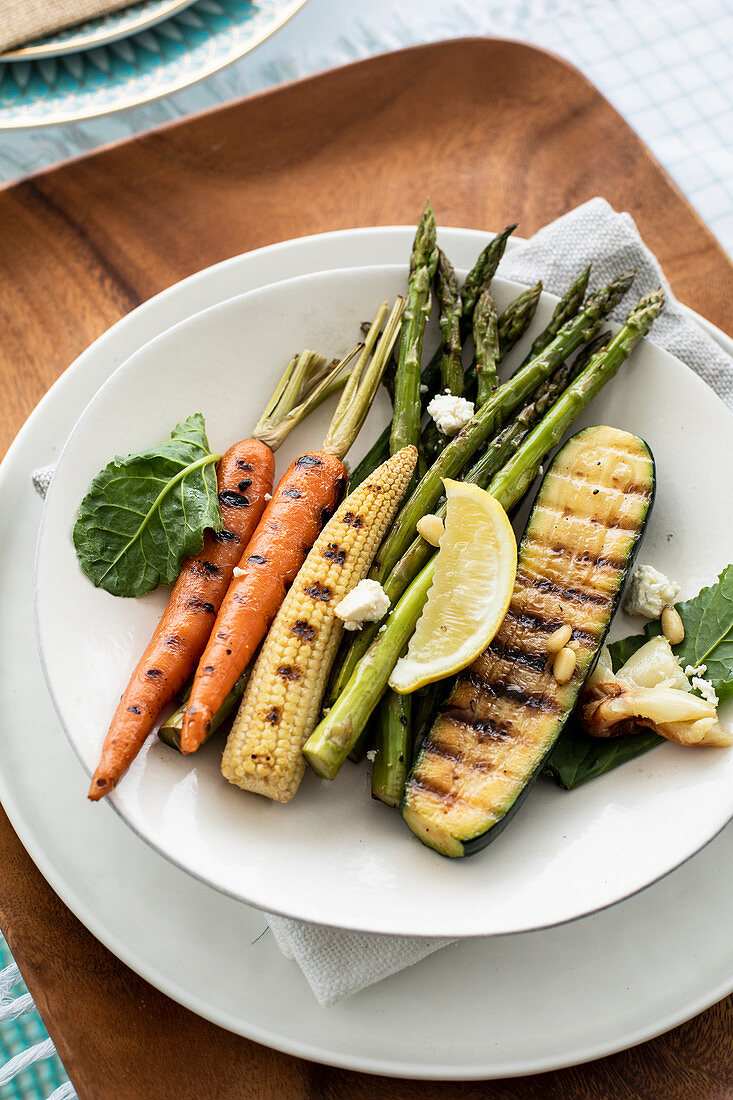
[221,445,418,802]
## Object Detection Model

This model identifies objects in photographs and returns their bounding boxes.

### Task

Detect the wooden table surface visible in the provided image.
[1,38,732,1099]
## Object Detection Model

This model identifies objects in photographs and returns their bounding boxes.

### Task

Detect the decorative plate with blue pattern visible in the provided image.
[0,0,308,128]
[2,0,199,60]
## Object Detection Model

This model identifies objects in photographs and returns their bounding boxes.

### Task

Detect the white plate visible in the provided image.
[3,227,733,1079]
[36,252,733,939]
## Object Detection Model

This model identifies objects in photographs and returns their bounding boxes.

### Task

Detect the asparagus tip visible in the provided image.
[635,286,666,315]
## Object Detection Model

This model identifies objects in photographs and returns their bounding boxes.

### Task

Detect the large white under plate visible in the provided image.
[1,227,731,1079]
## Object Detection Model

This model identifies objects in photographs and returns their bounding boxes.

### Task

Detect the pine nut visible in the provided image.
[547,624,572,653]
[416,514,445,547]
[661,605,685,645]
[553,646,576,684]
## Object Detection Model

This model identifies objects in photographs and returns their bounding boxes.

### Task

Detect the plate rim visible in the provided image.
[33,245,733,940]
[3,225,733,1079]
[0,0,310,130]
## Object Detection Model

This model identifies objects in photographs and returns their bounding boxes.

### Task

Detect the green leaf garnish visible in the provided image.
[543,723,661,791]
[672,565,733,702]
[73,413,222,598]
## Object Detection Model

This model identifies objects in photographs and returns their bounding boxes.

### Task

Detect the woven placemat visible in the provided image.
[0,934,73,1100]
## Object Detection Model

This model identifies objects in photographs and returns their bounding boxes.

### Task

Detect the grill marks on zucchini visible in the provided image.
[402,426,654,857]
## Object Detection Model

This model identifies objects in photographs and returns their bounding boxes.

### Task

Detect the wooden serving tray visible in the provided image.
[1,38,732,1099]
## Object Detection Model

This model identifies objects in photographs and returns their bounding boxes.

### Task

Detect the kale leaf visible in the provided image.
[73,413,222,597]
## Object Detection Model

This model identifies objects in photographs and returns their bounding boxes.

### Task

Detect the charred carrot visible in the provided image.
[89,350,354,800]
[181,297,406,754]
[88,439,274,800]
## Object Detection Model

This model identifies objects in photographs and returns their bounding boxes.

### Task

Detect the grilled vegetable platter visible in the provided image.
[66,203,733,862]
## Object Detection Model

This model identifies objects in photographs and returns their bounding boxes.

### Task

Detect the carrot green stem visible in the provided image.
[253,347,359,452]
[322,298,405,459]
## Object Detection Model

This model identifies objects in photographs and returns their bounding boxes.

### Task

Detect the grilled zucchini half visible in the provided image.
[402,425,655,857]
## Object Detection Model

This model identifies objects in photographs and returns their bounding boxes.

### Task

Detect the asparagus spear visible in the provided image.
[466,279,544,395]
[304,288,665,779]
[461,280,544,405]
[460,224,516,323]
[497,280,543,361]
[435,251,464,395]
[516,265,591,370]
[390,202,439,455]
[488,287,663,505]
[424,274,539,463]
[352,237,524,738]
[373,213,439,790]
[571,328,612,372]
[473,288,500,405]
[349,346,442,489]
[372,271,635,584]
[371,690,412,806]
[426,279,545,464]
[412,683,443,755]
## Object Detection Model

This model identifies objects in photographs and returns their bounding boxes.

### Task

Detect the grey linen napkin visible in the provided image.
[501,197,733,410]
[0,0,135,53]
[33,199,733,1006]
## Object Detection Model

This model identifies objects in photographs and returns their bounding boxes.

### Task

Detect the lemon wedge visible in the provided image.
[388,480,517,694]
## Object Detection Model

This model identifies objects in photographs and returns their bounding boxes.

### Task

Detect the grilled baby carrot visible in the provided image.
[181,297,405,754]
[89,350,351,800]
[88,439,274,800]
[181,452,348,751]
[221,445,417,802]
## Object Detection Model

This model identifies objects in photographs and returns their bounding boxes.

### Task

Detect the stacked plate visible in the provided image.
[7,227,733,1079]
[0,0,308,127]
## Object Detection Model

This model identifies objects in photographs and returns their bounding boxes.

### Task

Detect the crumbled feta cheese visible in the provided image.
[264,493,272,501]
[624,564,681,619]
[692,675,719,708]
[420,384,428,394]
[426,393,475,436]
[685,663,707,678]
[366,749,377,762]
[334,579,391,631]
[233,566,245,577]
